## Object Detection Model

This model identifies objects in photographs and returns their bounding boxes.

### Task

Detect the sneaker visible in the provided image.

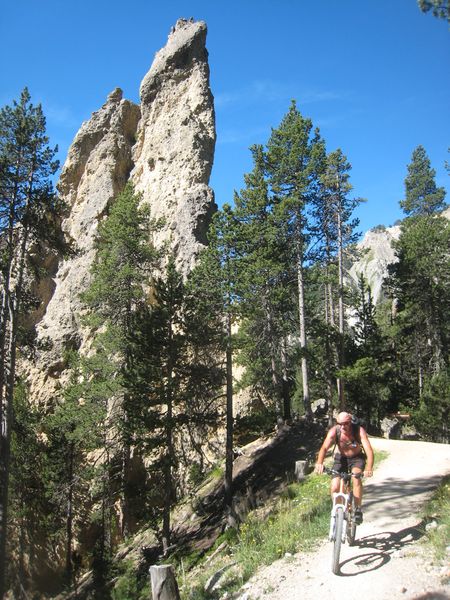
[354,508,363,525]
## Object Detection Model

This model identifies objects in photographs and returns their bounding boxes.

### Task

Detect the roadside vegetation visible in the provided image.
[421,475,450,567]
[109,448,389,599]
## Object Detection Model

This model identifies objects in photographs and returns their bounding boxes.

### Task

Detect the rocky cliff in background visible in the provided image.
[347,206,450,307]
[25,19,216,405]
[348,224,401,305]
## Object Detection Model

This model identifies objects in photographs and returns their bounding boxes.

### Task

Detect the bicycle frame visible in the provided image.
[329,479,352,542]
[326,469,362,574]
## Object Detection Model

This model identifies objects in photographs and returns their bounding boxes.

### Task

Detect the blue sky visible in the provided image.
[1,0,449,233]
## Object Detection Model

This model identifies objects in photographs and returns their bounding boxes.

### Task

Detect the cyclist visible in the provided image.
[314,411,374,524]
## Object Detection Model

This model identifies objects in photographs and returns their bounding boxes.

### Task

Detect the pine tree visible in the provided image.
[123,254,223,550]
[401,145,447,217]
[45,351,105,587]
[389,216,450,392]
[203,206,240,511]
[417,0,450,21]
[319,149,363,408]
[387,148,449,429]
[233,145,292,419]
[0,89,61,596]
[81,182,161,541]
[266,101,326,417]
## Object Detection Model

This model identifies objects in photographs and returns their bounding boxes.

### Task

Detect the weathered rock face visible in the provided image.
[347,225,401,305]
[132,18,216,273]
[25,19,216,405]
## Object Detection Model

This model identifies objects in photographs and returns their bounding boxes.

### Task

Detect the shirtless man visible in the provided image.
[314,411,374,523]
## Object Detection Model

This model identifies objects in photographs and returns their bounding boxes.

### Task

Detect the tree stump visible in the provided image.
[294,460,308,481]
[149,565,180,600]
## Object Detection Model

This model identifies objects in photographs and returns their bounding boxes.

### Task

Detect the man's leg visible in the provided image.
[331,475,341,502]
[351,465,364,524]
[351,467,363,507]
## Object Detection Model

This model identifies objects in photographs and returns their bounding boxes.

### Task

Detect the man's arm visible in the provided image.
[314,427,336,474]
[360,428,374,477]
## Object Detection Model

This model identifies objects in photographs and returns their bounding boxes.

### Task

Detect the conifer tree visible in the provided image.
[319,149,363,408]
[266,101,326,417]
[233,145,292,418]
[124,253,225,549]
[0,89,61,596]
[401,145,447,217]
[45,351,105,587]
[388,147,449,433]
[81,182,161,543]
[417,0,450,21]
[203,206,240,510]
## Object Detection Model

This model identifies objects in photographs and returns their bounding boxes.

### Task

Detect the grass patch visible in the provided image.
[178,474,330,599]
[111,559,150,600]
[421,474,450,563]
[179,449,391,598]
[233,475,330,580]
[374,449,389,465]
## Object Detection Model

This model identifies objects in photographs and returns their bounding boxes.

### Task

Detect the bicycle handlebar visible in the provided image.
[324,467,363,479]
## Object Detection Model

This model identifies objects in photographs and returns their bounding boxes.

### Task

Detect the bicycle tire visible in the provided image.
[347,494,357,546]
[332,507,344,574]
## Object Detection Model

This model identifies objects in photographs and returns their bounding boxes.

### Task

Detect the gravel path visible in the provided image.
[237,437,450,600]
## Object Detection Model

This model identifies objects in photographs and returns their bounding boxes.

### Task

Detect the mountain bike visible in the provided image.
[325,468,363,574]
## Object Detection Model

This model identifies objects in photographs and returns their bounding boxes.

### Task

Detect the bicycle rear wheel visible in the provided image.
[347,494,357,546]
[332,507,344,574]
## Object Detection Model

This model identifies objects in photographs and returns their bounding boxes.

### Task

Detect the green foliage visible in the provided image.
[400,145,447,217]
[234,411,277,445]
[388,215,450,403]
[180,474,330,599]
[417,0,450,21]
[410,371,450,442]
[421,475,450,562]
[111,560,149,600]
[338,357,390,426]
[81,182,160,329]
[0,89,64,597]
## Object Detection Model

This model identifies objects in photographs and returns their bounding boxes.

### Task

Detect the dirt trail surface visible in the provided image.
[237,437,450,600]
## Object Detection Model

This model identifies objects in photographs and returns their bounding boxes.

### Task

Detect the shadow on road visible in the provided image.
[336,521,426,577]
[363,475,443,521]
[339,551,391,576]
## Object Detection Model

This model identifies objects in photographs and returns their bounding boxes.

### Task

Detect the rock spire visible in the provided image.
[25,19,216,405]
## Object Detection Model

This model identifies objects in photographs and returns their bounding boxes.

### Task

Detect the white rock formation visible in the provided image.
[132,18,216,273]
[347,225,401,305]
[25,19,216,405]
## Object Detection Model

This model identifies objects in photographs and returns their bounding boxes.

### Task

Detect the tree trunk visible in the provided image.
[66,443,74,585]
[281,337,291,421]
[149,565,180,600]
[296,244,311,417]
[336,202,345,409]
[163,361,174,554]
[0,254,23,598]
[224,312,234,511]
[264,294,281,416]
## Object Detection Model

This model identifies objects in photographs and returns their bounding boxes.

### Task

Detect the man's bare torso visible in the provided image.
[333,425,363,458]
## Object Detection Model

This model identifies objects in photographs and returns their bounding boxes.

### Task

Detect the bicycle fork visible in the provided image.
[329,492,349,541]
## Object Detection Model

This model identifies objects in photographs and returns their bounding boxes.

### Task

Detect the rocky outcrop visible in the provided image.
[132,18,216,273]
[347,225,401,305]
[348,207,449,307]
[25,19,216,405]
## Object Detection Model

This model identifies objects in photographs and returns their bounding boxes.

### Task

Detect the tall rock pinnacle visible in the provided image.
[132,18,216,272]
[25,19,216,405]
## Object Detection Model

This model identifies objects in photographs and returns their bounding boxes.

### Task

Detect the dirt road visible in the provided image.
[237,437,450,600]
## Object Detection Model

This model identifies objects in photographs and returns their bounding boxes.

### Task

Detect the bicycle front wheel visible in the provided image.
[332,507,344,574]
[347,495,357,546]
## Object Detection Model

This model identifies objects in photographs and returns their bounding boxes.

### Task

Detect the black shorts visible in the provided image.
[332,452,366,473]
